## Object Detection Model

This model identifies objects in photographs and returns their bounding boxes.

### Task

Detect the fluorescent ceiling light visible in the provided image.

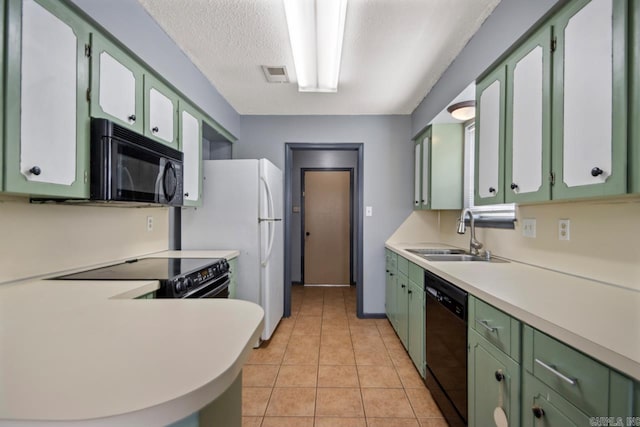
[283,0,348,93]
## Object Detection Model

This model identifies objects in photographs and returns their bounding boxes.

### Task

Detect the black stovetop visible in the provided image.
[54,258,221,281]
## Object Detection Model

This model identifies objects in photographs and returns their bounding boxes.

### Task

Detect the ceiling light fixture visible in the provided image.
[283,0,348,93]
[447,100,476,121]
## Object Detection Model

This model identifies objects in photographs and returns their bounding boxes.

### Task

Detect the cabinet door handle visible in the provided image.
[510,183,518,191]
[401,284,406,288]
[152,126,159,133]
[488,187,496,194]
[531,406,545,419]
[184,192,189,197]
[29,166,42,176]
[386,269,389,273]
[475,319,497,333]
[128,114,136,122]
[534,358,577,386]
[591,167,604,177]
[494,370,504,382]
[408,289,413,294]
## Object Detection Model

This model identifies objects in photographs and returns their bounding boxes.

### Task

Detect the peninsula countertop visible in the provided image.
[386,241,640,382]
[0,250,262,426]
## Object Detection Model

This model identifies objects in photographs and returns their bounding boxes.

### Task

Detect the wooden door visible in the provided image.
[303,170,351,285]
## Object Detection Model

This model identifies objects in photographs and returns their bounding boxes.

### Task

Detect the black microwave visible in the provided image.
[90,118,184,206]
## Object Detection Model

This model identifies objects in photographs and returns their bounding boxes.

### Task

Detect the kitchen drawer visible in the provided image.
[523,325,609,416]
[523,371,590,426]
[408,262,423,286]
[397,255,409,276]
[385,250,397,272]
[470,296,520,360]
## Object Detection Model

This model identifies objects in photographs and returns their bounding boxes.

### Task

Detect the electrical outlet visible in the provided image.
[366,206,373,217]
[522,218,536,238]
[146,216,154,232]
[558,219,570,240]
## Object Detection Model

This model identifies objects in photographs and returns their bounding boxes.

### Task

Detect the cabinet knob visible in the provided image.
[184,192,189,197]
[510,183,518,191]
[421,199,425,203]
[29,166,41,176]
[152,126,159,133]
[305,232,310,236]
[591,167,604,177]
[489,187,496,194]
[128,114,136,122]
[386,269,389,273]
[531,406,545,419]
[401,284,406,288]
[390,273,394,276]
[494,370,504,382]
[415,200,419,205]
[408,289,413,294]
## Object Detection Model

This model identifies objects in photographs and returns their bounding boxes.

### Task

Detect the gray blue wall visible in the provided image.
[237,116,412,314]
[69,0,241,138]
[411,0,567,137]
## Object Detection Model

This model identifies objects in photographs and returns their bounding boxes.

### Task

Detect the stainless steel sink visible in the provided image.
[406,248,467,255]
[423,254,508,263]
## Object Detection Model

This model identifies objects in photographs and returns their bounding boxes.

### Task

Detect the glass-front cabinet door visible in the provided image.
[551,0,627,199]
[90,33,144,134]
[4,0,90,198]
[505,26,552,204]
[475,66,506,205]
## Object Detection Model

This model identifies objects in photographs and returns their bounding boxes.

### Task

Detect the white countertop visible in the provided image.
[0,250,263,426]
[386,242,640,382]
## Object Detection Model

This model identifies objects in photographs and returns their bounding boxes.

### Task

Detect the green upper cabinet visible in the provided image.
[550,0,627,199]
[89,32,144,134]
[631,0,640,194]
[179,100,203,207]
[0,0,5,191]
[413,124,463,210]
[413,129,429,209]
[504,25,552,204]
[4,0,91,198]
[475,66,506,206]
[144,73,179,150]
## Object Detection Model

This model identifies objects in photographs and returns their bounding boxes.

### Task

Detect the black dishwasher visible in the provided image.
[424,269,468,427]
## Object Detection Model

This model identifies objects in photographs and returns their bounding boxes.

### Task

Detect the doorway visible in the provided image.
[302,169,353,285]
[284,143,364,317]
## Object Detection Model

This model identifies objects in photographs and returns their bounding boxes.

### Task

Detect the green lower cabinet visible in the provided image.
[407,280,425,377]
[468,329,520,427]
[396,272,409,348]
[523,371,590,426]
[136,291,155,299]
[228,257,238,299]
[385,251,398,331]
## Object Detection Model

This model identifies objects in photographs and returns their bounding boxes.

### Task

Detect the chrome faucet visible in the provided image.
[457,208,484,256]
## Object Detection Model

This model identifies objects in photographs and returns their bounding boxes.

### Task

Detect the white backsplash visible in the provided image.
[0,195,169,283]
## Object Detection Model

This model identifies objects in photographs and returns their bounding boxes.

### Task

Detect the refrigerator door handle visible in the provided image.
[260,176,276,266]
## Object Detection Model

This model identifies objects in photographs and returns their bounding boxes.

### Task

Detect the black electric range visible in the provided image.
[54,257,230,299]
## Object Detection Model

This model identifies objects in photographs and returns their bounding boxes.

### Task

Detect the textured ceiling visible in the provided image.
[137,0,500,115]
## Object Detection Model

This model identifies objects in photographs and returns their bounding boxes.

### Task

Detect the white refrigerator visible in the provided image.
[181,159,283,341]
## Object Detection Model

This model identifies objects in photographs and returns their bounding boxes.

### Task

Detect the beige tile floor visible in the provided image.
[242,286,447,427]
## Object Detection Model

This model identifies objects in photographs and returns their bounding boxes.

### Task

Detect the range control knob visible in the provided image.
[174,279,185,294]
[184,277,193,289]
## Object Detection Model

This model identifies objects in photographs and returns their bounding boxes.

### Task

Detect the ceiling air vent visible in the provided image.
[262,65,290,83]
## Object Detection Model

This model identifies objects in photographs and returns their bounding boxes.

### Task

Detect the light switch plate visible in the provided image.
[365,206,373,217]
[522,218,536,238]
